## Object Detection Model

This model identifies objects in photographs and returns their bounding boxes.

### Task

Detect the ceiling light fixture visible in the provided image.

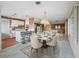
[35,1,40,5]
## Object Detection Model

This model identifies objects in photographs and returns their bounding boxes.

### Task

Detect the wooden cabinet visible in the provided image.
[51,24,65,33]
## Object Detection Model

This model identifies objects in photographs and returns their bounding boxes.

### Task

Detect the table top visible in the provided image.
[38,36,47,40]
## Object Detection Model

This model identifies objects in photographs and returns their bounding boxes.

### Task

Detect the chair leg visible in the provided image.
[31,47,33,53]
[36,49,39,57]
[41,46,44,53]
[53,45,57,54]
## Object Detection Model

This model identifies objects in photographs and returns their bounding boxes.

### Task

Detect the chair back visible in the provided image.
[47,35,57,46]
[30,33,42,49]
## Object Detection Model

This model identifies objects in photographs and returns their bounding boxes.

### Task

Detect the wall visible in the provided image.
[68,6,79,57]
[65,20,68,36]
[1,18,11,39]
[0,14,1,50]
[0,20,1,50]
[1,19,10,34]
[0,5,2,50]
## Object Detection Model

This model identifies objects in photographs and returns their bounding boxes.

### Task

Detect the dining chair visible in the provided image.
[47,35,57,47]
[30,33,42,56]
[56,33,64,40]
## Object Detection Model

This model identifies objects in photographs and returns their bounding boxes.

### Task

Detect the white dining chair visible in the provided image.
[56,33,64,40]
[30,33,42,56]
[47,35,57,47]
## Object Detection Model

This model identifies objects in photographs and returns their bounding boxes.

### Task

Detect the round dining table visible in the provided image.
[37,32,56,48]
[37,33,51,48]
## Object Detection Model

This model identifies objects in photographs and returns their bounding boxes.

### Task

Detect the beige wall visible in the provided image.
[0,17,1,50]
[65,20,68,35]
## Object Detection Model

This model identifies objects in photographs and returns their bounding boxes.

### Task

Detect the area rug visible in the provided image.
[21,45,58,58]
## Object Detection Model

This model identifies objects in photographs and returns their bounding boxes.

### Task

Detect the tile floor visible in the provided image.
[0,36,75,58]
[0,41,30,58]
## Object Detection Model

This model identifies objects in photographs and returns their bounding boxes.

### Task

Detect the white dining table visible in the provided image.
[38,36,48,40]
[37,34,52,41]
[37,33,56,41]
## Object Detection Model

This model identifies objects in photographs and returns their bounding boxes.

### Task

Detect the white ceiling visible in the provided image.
[0,1,76,24]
